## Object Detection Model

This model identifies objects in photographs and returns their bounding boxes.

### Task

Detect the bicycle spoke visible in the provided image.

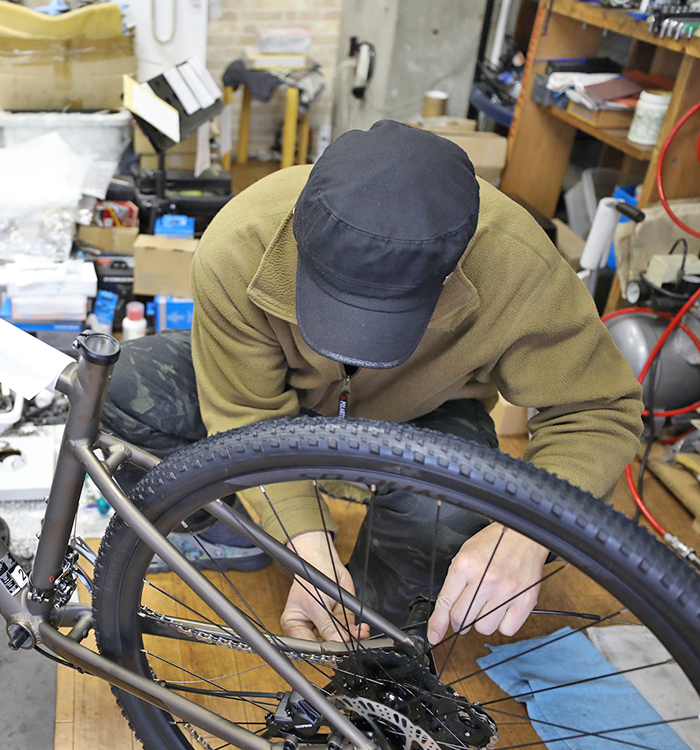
[487,706,697,750]
[447,599,619,687]
[141,579,260,639]
[175,519,337,682]
[162,684,278,703]
[530,609,638,623]
[164,662,270,684]
[479,658,673,706]
[258,483,405,693]
[432,526,507,691]
[358,488,375,646]
[313,481,363,663]
[259,483,360,647]
[143,650,281,712]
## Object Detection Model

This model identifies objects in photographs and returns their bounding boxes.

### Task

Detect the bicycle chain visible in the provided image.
[138,605,341,665]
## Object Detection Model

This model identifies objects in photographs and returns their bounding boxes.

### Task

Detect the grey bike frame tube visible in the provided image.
[205,500,418,653]
[74,443,376,750]
[38,623,272,750]
[28,354,115,616]
[97,431,160,472]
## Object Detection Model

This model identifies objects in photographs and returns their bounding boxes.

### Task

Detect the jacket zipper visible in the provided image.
[338,368,355,418]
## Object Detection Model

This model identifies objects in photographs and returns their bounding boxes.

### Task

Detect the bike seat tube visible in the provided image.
[29,334,121,616]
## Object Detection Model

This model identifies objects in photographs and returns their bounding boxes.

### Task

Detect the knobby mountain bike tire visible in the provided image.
[93,418,700,750]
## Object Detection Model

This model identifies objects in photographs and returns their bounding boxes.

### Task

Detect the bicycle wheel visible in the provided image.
[93,417,700,750]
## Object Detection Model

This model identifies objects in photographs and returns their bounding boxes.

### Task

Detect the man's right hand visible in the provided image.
[280,530,370,642]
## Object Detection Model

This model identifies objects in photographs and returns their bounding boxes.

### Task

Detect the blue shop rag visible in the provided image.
[476,626,692,750]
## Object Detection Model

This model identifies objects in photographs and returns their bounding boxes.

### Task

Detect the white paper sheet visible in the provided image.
[124,76,180,143]
[178,62,216,110]
[164,66,200,116]
[187,56,223,101]
[0,319,74,399]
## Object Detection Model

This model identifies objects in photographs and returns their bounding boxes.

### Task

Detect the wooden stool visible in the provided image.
[224,84,310,170]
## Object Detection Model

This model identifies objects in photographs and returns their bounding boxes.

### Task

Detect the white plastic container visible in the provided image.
[0,110,132,162]
[627,90,672,146]
[122,301,147,340]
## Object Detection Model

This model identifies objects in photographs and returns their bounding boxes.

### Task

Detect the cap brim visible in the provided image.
[295,257,438,369]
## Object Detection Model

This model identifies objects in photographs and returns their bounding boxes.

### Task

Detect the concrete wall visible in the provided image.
[334,0,486,135]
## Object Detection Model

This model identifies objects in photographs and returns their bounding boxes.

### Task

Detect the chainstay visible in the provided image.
[138,605,342,666]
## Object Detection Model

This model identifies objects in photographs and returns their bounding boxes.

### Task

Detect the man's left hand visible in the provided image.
[427,523,549,644]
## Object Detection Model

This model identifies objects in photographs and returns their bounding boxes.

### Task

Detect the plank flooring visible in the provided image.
[54,434,700,749]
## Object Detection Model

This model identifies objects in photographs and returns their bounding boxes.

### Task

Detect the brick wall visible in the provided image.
[208,0,343,158]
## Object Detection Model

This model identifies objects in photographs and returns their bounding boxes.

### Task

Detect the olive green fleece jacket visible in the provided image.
[191,165,644,542]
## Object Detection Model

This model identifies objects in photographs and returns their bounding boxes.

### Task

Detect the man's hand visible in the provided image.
[427,523,549,644]
[280,530,370,642]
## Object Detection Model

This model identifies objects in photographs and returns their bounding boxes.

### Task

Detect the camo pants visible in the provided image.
[102,330,499,626]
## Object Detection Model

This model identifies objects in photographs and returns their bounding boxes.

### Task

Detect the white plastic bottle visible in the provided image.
[122,301,148,340]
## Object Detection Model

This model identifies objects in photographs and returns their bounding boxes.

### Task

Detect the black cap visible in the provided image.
[293,119,480,369]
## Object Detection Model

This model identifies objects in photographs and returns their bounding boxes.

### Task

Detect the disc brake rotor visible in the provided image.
[327,650,498,750]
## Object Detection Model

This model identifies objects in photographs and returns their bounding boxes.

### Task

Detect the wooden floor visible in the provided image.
[54,433,700,749]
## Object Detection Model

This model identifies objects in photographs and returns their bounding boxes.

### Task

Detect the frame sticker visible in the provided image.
[0,552,28,597]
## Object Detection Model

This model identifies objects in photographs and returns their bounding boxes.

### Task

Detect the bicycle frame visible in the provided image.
[0,330,406,750]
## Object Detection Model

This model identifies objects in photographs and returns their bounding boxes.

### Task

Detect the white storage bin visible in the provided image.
[0,109,132,162]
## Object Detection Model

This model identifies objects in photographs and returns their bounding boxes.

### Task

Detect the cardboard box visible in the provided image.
[4,260,97,297]
[410,116,477,135]
[140,152,197,171]
[552,218,584,270]
[134,128,198,155]
[491,395,529,437]
[0,34,136,111]
[244,47,310,69]
[567,101,635,129]
[435,131,507,183]
[132,234,198,298]
[79,226,139,255]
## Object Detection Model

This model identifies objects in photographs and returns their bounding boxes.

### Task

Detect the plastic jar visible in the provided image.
[122,301,147,340]
[627,90,672,146]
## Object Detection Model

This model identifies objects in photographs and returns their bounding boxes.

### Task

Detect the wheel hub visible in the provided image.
[327,650,498,750]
